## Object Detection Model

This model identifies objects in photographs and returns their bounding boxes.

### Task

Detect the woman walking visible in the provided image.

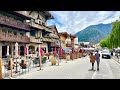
[89,52,95,70]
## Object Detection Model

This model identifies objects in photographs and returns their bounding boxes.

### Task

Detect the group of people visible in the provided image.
[89,51,100,71]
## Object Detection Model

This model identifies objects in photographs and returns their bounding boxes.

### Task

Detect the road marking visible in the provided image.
[112,57,120,66]
[91,71,97,79]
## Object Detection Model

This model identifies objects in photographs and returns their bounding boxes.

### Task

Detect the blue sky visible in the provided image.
[47,11,120,34]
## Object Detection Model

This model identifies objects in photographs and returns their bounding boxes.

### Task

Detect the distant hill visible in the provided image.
[75,23,112,43]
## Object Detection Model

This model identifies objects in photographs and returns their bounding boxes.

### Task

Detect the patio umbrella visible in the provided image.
[25,47,28,56]
[59,47,62,56]
[7,45,9,56]
[39,45,43,56]
[15,42,18,58]
[39,45,41,56]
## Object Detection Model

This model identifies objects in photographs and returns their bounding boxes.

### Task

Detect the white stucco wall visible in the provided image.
[74,37,79,48]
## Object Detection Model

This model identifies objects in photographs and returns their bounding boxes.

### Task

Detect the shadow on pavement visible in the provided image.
[88,69,96,71]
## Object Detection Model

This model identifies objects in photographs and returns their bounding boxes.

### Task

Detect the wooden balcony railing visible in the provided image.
[42,37,54,42]
[30,37,43,43]
[14,11,31,18]
[0,16,30,31]
[51,41,60,47]
[0,32,30,43]
[66,43,72,47]
[30,22,52,32]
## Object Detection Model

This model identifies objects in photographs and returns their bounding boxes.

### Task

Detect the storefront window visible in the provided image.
[29,45,35,54]
[42,47,46,53]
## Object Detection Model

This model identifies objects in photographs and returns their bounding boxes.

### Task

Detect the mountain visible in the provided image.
[75,23,112,43]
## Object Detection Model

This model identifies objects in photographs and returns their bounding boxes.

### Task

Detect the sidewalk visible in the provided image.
[4,58,78,79]
[111,53,120,64]
[13,57,88,79]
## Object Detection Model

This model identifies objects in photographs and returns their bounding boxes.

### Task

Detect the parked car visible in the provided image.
[101,50,111,59]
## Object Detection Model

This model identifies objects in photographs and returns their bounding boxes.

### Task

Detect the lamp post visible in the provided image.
[37,45,42,71]
[15,42,18,73]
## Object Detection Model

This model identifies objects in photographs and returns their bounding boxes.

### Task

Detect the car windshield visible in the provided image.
[102,51,110,53]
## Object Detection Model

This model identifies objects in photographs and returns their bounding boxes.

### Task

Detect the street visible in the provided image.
[14,53,120,79]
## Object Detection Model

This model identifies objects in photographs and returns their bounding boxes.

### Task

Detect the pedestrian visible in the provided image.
[111,50,113,56]
[89,52,95,70]
[95,51,100,71]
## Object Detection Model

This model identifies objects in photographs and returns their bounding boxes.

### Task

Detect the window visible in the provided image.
[20,32,24,36]
[39,20,42,25]
[29,45,35,54]
[53,31,55,34]
[8,30,12,34]
[13,32,17,35]
[30,30,35,36]
[2,29,7,34]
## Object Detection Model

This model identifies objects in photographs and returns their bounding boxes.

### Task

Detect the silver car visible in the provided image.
[101,50,111,59]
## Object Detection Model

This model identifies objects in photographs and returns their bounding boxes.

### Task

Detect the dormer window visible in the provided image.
[35,19,39,24]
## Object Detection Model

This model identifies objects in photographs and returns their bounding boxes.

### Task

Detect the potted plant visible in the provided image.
[51,54,57,65]
[42,56,47,64]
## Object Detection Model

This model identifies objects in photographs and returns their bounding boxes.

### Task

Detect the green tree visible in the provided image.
[100,20,120,49]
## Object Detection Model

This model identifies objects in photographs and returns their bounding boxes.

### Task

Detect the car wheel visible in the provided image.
[108,56,111,59]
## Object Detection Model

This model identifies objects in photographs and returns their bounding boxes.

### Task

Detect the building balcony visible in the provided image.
[0,32,30,43]
[49,33,59,39]
[42,37,54,42]
[13,11,31,19]
[66,43,72,47]
[30,37,43,44]
[30,22,52,33]
[0,16,30,31]
[51,40,60,48]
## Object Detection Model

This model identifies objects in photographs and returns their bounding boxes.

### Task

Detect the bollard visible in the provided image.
[10,58,13,78]
[0,58,2,79]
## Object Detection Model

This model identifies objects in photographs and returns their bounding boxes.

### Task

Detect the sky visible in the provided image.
[47,11,120,34]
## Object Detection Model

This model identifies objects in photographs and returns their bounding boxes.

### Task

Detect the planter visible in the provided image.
[59,54,66,59]
[66,54,70,61]
[42,57,47,64]
[80,53,82,58]
[51,56,56,65]
[49,55,53,62]
[75,53,77,59]
[77,53,79,58]
[70,53,76,60]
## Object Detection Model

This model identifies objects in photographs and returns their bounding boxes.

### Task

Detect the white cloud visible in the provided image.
[47,11,120,34]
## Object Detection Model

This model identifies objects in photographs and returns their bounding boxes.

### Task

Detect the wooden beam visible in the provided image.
[0,58,2,79]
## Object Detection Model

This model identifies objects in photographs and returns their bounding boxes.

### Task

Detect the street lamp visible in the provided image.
[15,42,19,73]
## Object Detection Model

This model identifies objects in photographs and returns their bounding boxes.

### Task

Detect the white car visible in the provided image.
[101,50,111,59]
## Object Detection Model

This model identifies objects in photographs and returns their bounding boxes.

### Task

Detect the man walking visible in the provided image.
[95,51,100,71]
